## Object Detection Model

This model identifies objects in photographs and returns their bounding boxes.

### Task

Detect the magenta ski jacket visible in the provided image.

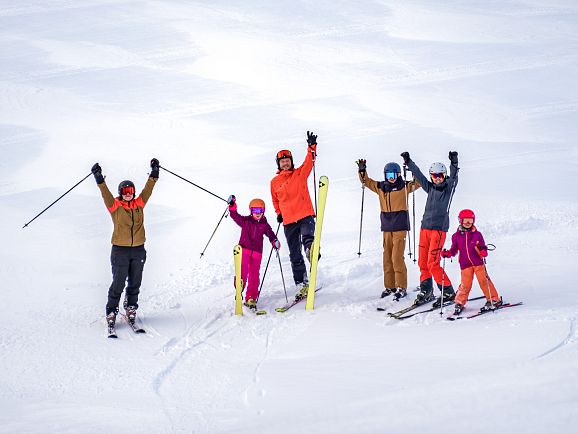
[446,226,489,270]
[229,206,278,254]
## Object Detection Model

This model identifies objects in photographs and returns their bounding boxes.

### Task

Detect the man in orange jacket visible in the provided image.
[270,131,317,299]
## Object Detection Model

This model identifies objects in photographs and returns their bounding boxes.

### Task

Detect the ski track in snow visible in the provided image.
[535,316,578,360]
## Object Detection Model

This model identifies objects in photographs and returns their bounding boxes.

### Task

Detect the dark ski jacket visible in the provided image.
[229,205,278,254]
[359,171,420,232]
[406,159,458,232]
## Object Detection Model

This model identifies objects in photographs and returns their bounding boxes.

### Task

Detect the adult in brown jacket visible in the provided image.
[91,158,159,326]
[357,159,420,300]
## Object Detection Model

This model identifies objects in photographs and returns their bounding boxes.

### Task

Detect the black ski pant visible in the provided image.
[283,216,315,285]
[106,245,146,315]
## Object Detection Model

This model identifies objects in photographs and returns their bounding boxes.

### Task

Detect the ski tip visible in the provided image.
[108,334,118,339]
[256,310,267,316]
[135,329,146,334]
[275,308,287,313]
[376,307,386,311]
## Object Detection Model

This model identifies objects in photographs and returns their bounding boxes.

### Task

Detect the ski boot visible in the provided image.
[414,287,434,306]
[125,305,138,325]
[244,299,257,310]
[453,303,464,316]
[432,289,456,308]
[392,288,407,301]
[106,311,117,326]
[480,298,503,312]
[381,288,395,299]
[294,282,309,301]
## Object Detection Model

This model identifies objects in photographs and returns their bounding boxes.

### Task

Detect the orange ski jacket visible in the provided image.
[270,145,316,225]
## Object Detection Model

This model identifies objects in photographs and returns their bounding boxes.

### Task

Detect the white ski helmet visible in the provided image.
[428,162,447,177]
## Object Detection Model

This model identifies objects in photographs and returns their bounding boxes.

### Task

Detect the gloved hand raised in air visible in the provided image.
[91,163,104,184]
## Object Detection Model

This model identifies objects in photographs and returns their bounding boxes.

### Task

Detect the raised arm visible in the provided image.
[402,152,430,193]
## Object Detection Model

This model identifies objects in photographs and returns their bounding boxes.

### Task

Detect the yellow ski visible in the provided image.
[233,245,243,315]
[306,176,328,311]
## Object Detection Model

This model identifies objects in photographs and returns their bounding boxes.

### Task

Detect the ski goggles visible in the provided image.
[276,150,292,160]
[120,186,135,196]
[250,207,265,214]
[385,172,398,180]
[430,172,445,180]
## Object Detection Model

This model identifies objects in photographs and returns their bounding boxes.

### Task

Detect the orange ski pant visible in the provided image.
[455,265,500,306]
[418,229,451,287]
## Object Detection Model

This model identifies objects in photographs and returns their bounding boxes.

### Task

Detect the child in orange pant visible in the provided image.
[441,209,501,315]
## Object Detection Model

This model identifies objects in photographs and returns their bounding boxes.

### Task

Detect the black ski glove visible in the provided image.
[227,195,236,206]
[449,151,458,165]
[400,152,410,165]
[277,214,283,224]
[150,158,160,179]
[91,163,104,184]
[356,159,367,173]
[307,131,317,148]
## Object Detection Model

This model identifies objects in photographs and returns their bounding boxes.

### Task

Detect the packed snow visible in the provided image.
[1,1,577,433]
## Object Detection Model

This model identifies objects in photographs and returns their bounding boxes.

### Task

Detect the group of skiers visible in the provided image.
[91,131,500,327]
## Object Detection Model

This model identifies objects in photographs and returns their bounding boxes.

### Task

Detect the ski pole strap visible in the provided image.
[160,165,228,203]
[486,243,496,251]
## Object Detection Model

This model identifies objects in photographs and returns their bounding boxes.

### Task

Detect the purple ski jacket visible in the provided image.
[446,225,489,270]
[229,205,278,254]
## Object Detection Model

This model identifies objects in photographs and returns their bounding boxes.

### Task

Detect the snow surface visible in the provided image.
[1,0,578,433]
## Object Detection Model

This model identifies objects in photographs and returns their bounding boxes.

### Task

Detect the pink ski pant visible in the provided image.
[242,249,263,302]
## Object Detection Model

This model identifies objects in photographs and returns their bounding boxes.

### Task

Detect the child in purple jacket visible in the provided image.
[441,209,501,315]
[228,195,280,309]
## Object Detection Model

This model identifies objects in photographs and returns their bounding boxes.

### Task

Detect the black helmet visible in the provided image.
[118,180,135,196]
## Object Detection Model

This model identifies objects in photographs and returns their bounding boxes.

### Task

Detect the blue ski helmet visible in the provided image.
[384,162,401,180]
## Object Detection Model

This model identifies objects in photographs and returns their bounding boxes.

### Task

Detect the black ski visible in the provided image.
[121,313,146,334]
[394,295,486,320]
[382,293,436,318]
[447,302,523,321]
[275,288,322,313]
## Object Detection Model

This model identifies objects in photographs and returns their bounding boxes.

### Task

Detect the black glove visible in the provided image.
[277,214,283,223]
[227,195,236,206]
[91,163,104,184]
[400,152,410,165]
[150,158,160,179]
[307,131,317,147]
[356,159,367,173]
[448,151,458,165]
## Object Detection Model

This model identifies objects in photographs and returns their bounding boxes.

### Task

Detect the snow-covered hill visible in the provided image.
[1,1,577,433]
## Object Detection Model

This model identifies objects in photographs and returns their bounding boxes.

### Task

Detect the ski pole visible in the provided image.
[276,248,289,303]
[256,223,282,302]
[160,165,228,203]
[403,165,412,260]
[22,172,92,228]
[440,255,446,316]
[412,175,417,264]
[312,150,318,215]
[481,244,497,310]
[199,205,229,258]
[357,185,365,257]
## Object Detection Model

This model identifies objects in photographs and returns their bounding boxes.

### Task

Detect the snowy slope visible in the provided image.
[1,1,578,433]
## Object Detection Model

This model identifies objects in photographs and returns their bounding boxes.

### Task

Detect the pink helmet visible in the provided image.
[458,209,475,223]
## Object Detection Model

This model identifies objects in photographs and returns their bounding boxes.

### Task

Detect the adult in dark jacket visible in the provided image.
[91,158,159,327]
[401,151,459,307]
[357,159,420,300]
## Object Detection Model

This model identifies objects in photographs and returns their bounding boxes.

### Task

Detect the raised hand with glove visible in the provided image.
[448,151,458,165]
[150,158,160,179]
[356,159,367,174]
[91,163,105,184]
[400,152,411,166]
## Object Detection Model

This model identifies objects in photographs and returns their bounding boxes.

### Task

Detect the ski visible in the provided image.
[276,288,322,313]
[246,306,267,315]
[384,298,434,318]
[447,301,523,321]
[233,244,243,316]
[305,175,328,311]
[394,295,486,320]
[121,313,146,333]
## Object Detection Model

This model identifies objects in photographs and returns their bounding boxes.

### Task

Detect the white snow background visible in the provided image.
[1,1,577,433]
